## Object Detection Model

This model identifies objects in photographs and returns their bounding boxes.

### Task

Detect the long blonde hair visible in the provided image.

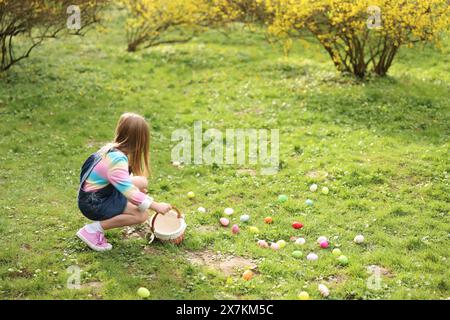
[100,113,151,177]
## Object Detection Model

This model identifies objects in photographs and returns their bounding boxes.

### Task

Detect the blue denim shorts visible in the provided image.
[78,185,127,221]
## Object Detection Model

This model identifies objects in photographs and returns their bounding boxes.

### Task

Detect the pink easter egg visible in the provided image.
[271,243,280,250]
[257,240,269,248]
[320,240,329,249]
[219,217,229,227]
[231,224,240,234]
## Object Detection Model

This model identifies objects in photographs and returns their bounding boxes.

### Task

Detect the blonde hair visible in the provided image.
[100,113,151,177]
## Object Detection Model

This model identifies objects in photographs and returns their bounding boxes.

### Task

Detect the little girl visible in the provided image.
[76,112,171,251]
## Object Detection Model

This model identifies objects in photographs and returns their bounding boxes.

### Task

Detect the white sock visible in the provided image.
[85,221,104,234]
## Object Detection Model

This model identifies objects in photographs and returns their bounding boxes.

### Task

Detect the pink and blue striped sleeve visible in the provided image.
[106,151,153,212]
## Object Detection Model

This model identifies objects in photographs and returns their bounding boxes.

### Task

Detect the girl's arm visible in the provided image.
[106,152,153,212]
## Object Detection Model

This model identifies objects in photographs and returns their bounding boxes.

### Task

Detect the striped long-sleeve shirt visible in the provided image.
[83,150,153,212]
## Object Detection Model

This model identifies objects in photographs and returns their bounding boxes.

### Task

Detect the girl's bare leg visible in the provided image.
[100,202,148,230]
[99,176,150,230]
[131,176,148,193]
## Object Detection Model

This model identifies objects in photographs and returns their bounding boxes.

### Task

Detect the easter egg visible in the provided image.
[172,161,181,167]
[292,250,303,259]
[317,236,328,244]
[257,240,269,248]
[305,199,314,206]
[310,184,318,192]
[290,236,299,242]
[338,255,349,265]
[249,226,259,234]
[321,187,329,195]
[332,248,342,256]
[295,237,306,246]
[292,221,303,229]
[224,208,234,215]
[197,207,206,213]
[271,242,280,250]
[318,284,330,297]
[137,287,150,298]
[187,191,195,199]
[242,270,253,281]
[298,291,310,300]
[240,214,250,222]
[231,224,240,234]
[278,194,288,203]
[320,241,329,249]
[264,216,273,224]
[307,253,318,261]
[354,234,365,244]
[219,218,229,227]
[277,240,286,248]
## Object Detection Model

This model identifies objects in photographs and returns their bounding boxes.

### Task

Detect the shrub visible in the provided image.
[266,0,450,78]
[0,0,106,72]
[121,0,236,52]
[120,0,271,52]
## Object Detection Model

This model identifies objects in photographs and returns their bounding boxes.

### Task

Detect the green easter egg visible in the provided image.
[292,251,303,259]
[137,287,150,298]
[338,255,349,265]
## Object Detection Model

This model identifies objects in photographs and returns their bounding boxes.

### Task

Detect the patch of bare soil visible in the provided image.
[142,246,161,255]
[325,274,348,285]
[123,225,150,240]
[367,265,394,277]
[237,169,257,176]
[81,281,102,291]
[305,170,329,179]
[186,250,257,276]
[196,225,217,233]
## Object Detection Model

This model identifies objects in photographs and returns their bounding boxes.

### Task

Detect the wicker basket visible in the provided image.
[147,207,186,245]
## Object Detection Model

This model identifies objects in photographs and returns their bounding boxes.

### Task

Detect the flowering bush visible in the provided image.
[121,0,449,77]
[266,0,450,77]
[121,0,243,51]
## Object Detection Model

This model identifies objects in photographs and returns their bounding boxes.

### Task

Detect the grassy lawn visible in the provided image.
[0,9,449,300]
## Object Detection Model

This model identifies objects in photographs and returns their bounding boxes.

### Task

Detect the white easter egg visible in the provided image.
[224,208,234,215]
[307,253,318,261]
[354,234,365,244]
[197,207,206,213]
[318,284,330,297]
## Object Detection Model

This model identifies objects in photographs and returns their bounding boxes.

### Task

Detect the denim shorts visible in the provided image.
[78,184,127,221]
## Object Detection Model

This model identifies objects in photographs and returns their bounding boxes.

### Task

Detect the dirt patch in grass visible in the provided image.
[326,274,348,285]
[367,265,395,277]
[143,246,161,255]
[186,250,257,276]
[123,225,150,240]
[237,169,257,176]
[196,225,217,233]
[7,268,34,279]
[81,281,102,290]
[21,243,32,251]
[305,170,329,180]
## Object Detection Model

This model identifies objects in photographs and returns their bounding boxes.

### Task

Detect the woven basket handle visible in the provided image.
[150,206,182,232]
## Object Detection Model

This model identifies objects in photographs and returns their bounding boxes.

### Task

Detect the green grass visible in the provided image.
[0,9,449,300]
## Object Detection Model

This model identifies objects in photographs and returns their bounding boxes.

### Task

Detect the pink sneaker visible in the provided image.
[76,226,112,251]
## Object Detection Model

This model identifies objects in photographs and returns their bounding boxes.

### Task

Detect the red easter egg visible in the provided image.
[292,221,303,229]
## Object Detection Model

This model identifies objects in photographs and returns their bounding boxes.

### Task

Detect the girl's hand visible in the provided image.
[151,202,172,214]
